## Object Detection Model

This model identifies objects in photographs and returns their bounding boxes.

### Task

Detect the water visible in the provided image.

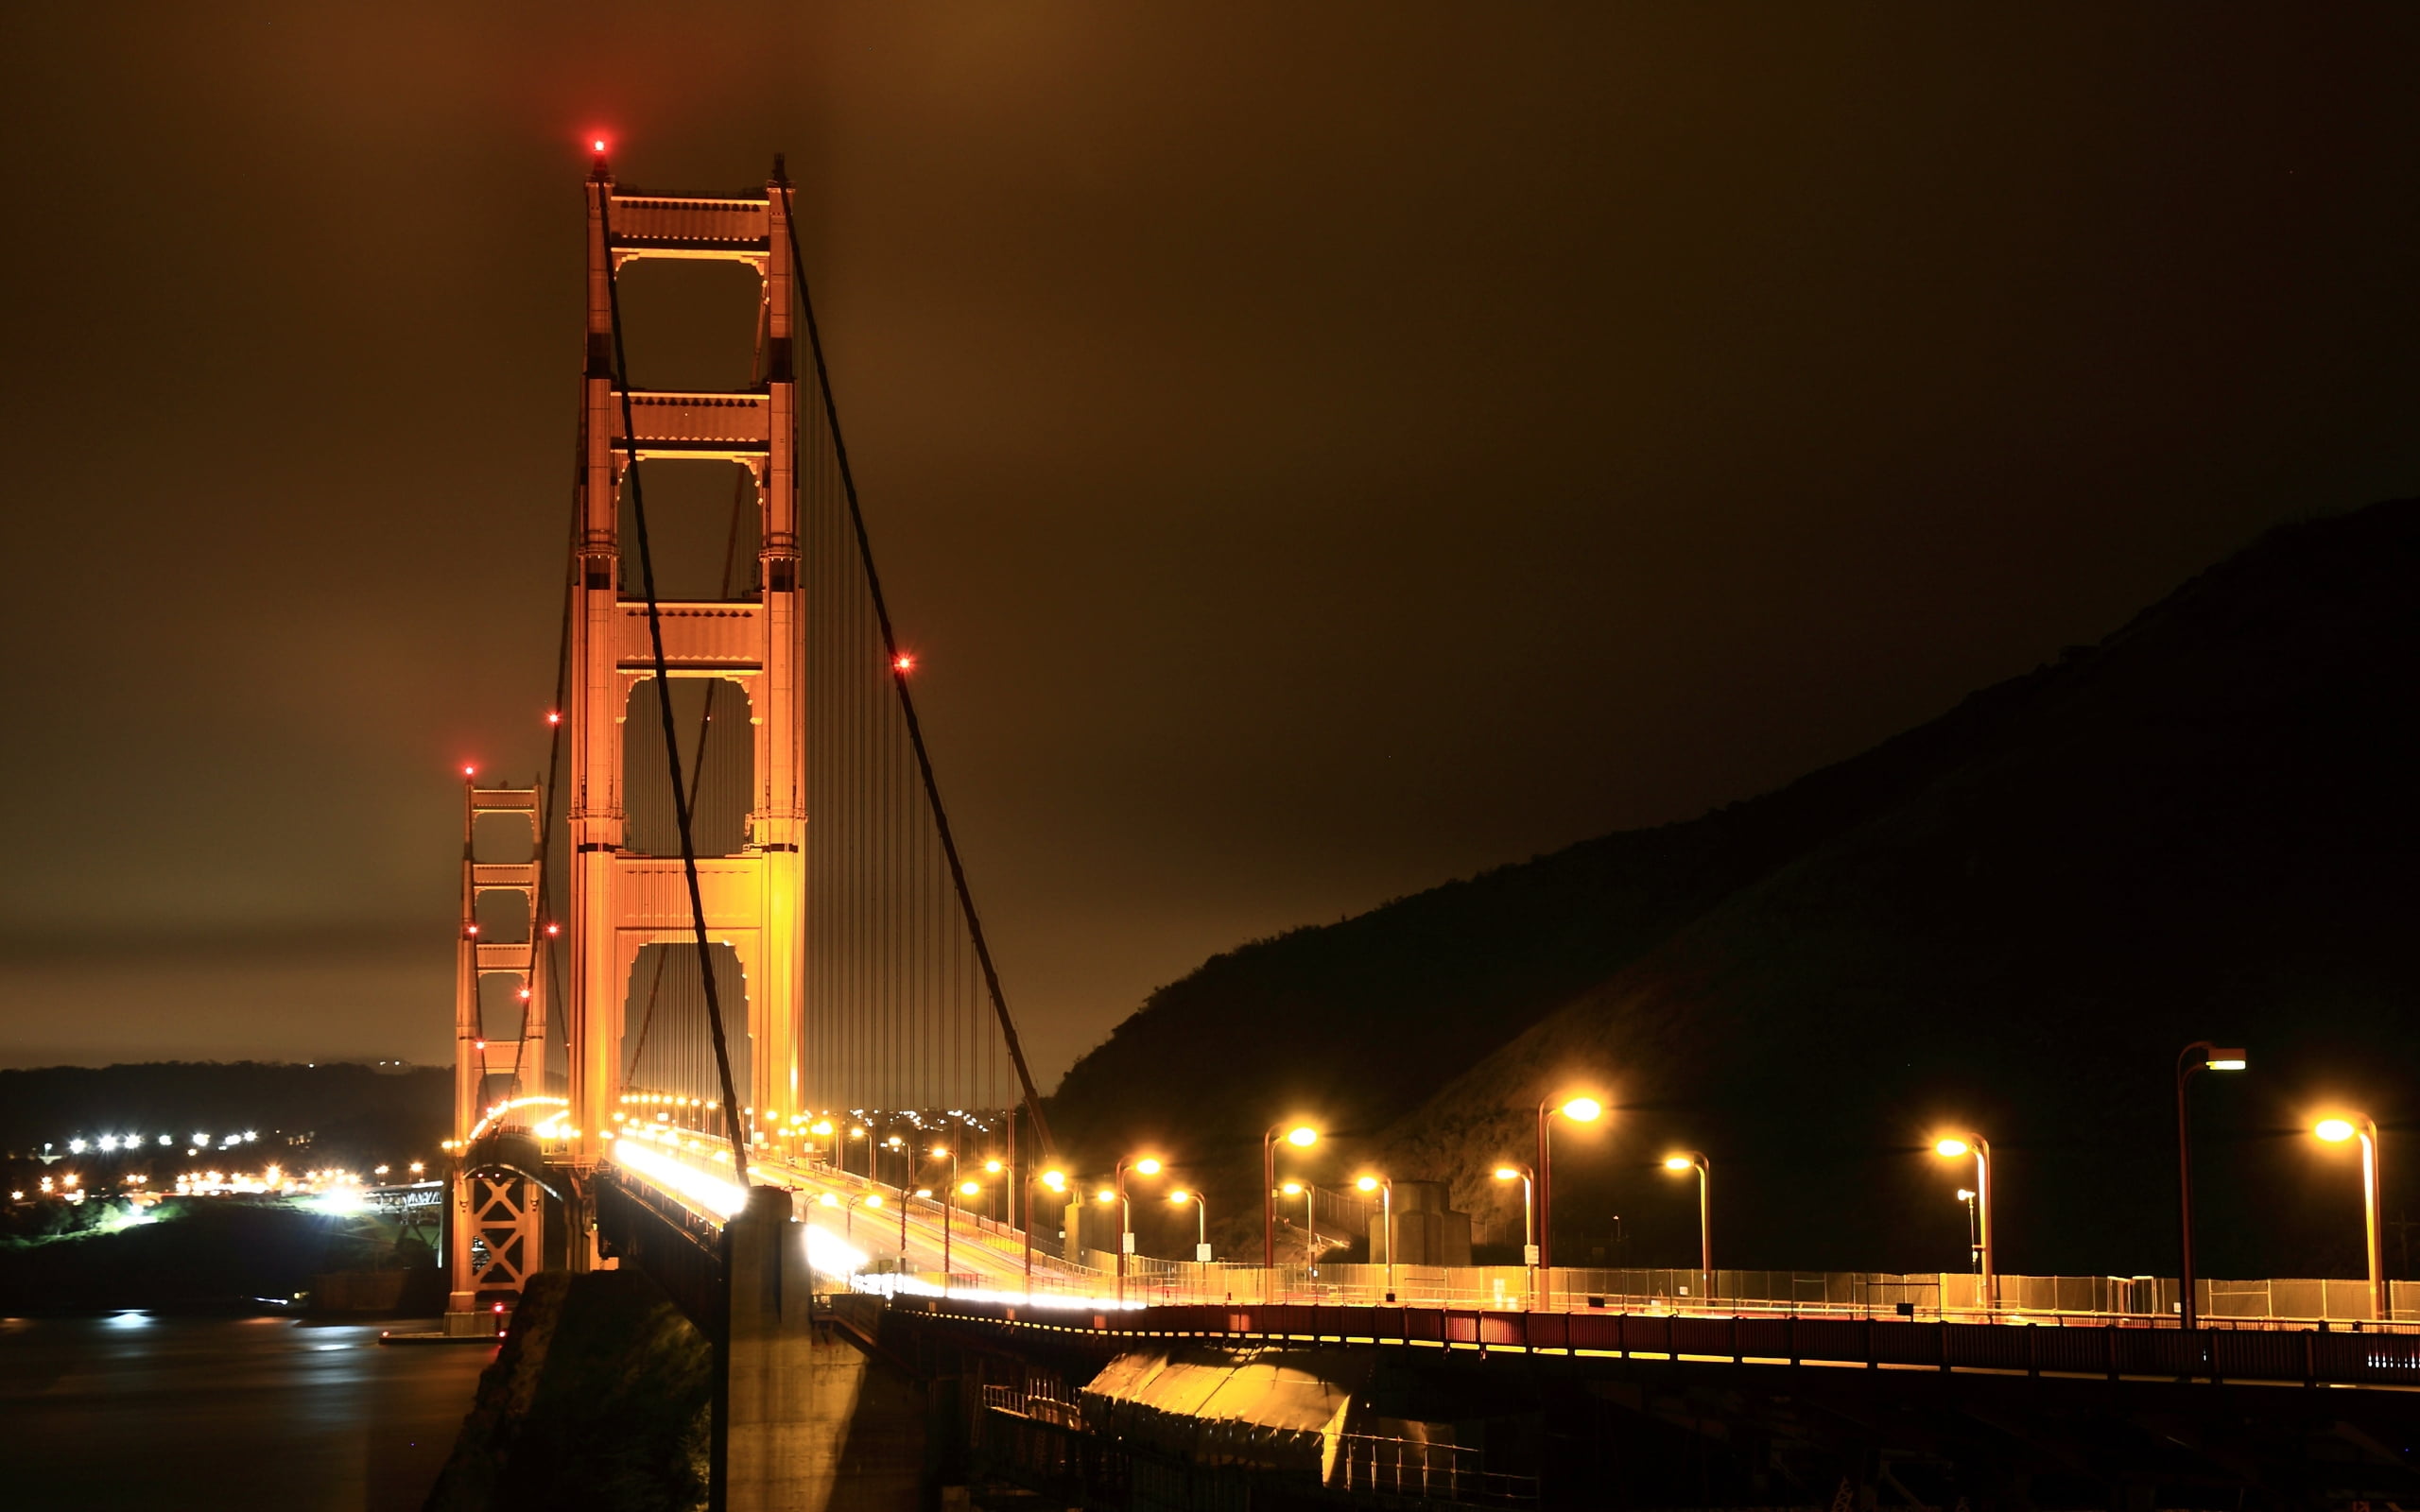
[0,1313,492,1511]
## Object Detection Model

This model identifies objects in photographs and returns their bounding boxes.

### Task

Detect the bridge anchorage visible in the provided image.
[440,159,2420,1510]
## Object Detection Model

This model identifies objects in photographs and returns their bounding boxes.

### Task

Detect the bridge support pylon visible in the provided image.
[566,161,810,1254]
[446,779,551,1327]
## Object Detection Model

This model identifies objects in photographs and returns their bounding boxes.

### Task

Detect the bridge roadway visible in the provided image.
[604,1125,1086,1296]
[601,1128,2420,1333]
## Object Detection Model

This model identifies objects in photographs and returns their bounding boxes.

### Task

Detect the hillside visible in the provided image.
[1046,499,2420,1277]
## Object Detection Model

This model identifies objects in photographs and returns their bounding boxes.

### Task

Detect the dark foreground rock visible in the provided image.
[424,1269,712,1512]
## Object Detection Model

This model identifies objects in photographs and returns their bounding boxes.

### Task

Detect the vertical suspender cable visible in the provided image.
[596,185,752,1187]
[775,175,1059,1158]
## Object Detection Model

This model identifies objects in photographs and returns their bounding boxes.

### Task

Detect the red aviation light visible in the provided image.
[891,653,916,675]
[545,923,561,937]
[546,711,562,726]
[461,765,476,777]
[591,139,606,154]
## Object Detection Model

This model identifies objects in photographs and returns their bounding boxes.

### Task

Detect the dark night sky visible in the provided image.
[1,6,2413,1078]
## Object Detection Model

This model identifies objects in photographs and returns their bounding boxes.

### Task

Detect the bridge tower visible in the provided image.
[449,779,550,1317]
[565,161,807,1241]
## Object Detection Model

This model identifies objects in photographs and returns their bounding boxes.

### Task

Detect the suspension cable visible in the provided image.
[517,400,583,1097]
[596,179,752,1186]
[773,170,1058,1159]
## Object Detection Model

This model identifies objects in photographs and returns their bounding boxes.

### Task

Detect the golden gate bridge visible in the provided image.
[428,154,2420,1508]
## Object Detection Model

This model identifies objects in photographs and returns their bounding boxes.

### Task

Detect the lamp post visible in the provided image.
[845,1124,866,1178]
[1113,1155,1163,1304]
[2176,1041,2248,1332]
[1662,1151,1712,1280]
[847,1191,882,1243]
[1170,1189,1211,1263]
[949,1178,982,1288]
[1956,1188,1979,1273]
[1933,1135,1993,1311]
[1263,1124,1318,1265]
[929,1144,959,1283]
[1494,1165,1536,1264]
[1356,1175,1395,1297]
[884,1132,906,1187]
[1095,1186,1129,1301]
[1279,1179,1316,1267]
[2315,1114,2387,1322]
[1535,1094,1604,1270]
[1031,1167,1067,1286]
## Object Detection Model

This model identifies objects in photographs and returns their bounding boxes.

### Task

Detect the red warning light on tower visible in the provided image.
[546,711,562,726]
[461,765,476,778]
[892,653,916,675]
[591,137,608,154]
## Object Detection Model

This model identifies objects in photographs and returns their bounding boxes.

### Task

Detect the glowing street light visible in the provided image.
[1168,1189,1211,1262]
[1263,1123,1319,1265]
[1662,1152,1712,1280]
[2176,1041,2247,1331]
[2314,1113,2387,1321]
[1494,1164,1538,1282]
[1278,1178,1316,1263]
[1534,1093,1604,1270]
[1113,1154,1166,1303]
[1933,1135,1994,1310]
[916,1144,963,1285]
[1356,1174,1397,1295]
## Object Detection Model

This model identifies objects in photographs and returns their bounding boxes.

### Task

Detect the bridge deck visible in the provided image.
[602,1133,2420,1332]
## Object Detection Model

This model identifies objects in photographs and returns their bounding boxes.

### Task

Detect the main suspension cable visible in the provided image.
[596,177,752,1186]
[774,169,1058,1159]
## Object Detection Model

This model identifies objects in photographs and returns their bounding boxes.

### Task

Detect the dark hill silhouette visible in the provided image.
[1046,499,2420,1278]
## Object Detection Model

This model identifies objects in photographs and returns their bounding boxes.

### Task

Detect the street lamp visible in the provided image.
[2315,1114,2387,1322]
[1263,1123,1319,1265]
[838,1190,882,1242]
[1494,1165,1536,1266]
[1169,1189,1211,1263]
[1662,1152,1711,1280]
[1956,1188,1979,1273]
[1279,1179,1315,1265]
[1114,1154,1164,1303]
[929,1145,960,1284]
[1535,1094,1604,1270]
[1029,1167,1067,1285]
[1356,1174,1395,1296]
[946,1177,982,1286]
[1933,1135,1994,1311]
[2176,1042,2248,1331]
[845,1125,867,1178]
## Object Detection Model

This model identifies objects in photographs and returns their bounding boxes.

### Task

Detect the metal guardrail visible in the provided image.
[1334,1434,1538,1506]
[898,1293,2420,1389]
[1049,1261,2420,1326]
[611,1156,2418,1326]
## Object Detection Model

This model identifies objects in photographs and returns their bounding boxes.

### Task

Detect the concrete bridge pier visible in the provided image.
[724,1186,927,1511]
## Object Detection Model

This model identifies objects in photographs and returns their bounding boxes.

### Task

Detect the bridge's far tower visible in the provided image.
[449,779,548,1316]
[566,161,806,1212]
